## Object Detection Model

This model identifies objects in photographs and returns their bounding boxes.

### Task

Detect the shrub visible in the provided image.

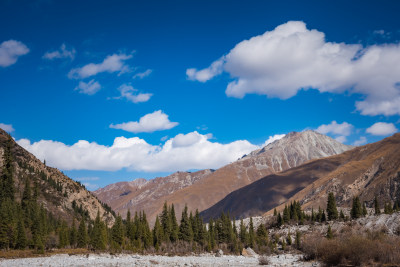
[258,255,269,265]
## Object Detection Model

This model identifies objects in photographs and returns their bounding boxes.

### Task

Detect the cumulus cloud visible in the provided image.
[316,121,354,136]
[113,84,152,103]
[133,69,152,79]
[0,123,15,132]
[188,21,400,116]
[75,79,101,95]
[186,58,224,82]
[366,122,398,136]
[0,40,29,67]
[43,43,76,61]
[110,110,178,133]
[353,136,367,146]
[68,53,132,79]
[262,134,285,147]
[17,131,260,172]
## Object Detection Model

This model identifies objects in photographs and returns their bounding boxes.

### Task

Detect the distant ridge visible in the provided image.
[95,130,352,224]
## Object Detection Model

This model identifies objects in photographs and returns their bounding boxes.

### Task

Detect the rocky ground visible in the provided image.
[0,253,320,267]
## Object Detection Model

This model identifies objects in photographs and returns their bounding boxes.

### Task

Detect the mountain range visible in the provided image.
[95,130,352,224]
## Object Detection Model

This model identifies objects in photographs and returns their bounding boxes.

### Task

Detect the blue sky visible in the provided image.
[1,0,400,190]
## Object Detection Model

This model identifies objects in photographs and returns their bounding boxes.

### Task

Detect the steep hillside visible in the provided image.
[270,132,400,214]
[0,128,114,226]
[201,132,399,220]
[96,130,352,224]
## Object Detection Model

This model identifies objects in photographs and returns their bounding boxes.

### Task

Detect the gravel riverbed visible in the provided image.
[0,253,320,267]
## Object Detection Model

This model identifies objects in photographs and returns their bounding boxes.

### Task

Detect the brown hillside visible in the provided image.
[0,128,115,226]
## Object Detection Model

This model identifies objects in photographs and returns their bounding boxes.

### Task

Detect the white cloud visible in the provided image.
[0,123,15,132]
[75,79,101,95]
[43,43,76,61]
[335,136,347,143]
[17,131,260,172]
[110,110,178,133]
[316,121,354,136]
[366,122,398,136]
[0,40,29,67]
[68,53,132,79]
[353,136,367,146]
[133,69,152,79]
[188,21,400,116]
[186,57,224,82]
[113,84,152,103]
[263,134,285,147]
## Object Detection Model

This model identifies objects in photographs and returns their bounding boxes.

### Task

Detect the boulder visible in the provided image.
[215,249,224,257]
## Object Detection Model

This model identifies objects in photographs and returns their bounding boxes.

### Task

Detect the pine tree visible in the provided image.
[152,216,163,251]
[277,212,283,227]
[239,218,248,245]
[170,204,179,242]
[256,224,268,247]
[70,219,78,248]
[160,202,171,242]
[15,218,27,250]
[91,210,107,250]
[295,231,301,249]
[287,231,292,245]
[179,205,193,242]
[326,225,333,239]
[111,215,124,249]
[248,217,255,248]
[351,196,363,219]
[273,208,277,216]
[326,192,338,220]
[77,217,88,248]
[283,205,290,223]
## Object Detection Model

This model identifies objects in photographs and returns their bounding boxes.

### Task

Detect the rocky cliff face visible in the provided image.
[96,130,352,224]
[0,129,114,226]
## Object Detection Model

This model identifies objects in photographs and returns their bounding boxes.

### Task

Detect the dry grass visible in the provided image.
[0,248,91,259]
[301,230,400,266]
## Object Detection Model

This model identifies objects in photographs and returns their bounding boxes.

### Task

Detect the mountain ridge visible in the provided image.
[95,130,352,224]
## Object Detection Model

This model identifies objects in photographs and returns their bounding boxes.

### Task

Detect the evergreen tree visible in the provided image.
[384,202,393,214]
[351,196,363,219]
[179,205,193,242]
[256,224,268,247]
[77,217,88,248]
[160,202,171,242]
[239,218,248,245]
[326,225,333,239]
[273,208,277,216]
[91,210,107,250]
[152,216,163,251]
[326,192,338,220]
[248,217,255,248]
[111,215,124,249]
[295,231,301,249]
[70,219,78,248]
[170,204,179,242]
[287,231,292,246]
[276,212,283,227]
[283,205,290,223]
[15,218,27,250]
